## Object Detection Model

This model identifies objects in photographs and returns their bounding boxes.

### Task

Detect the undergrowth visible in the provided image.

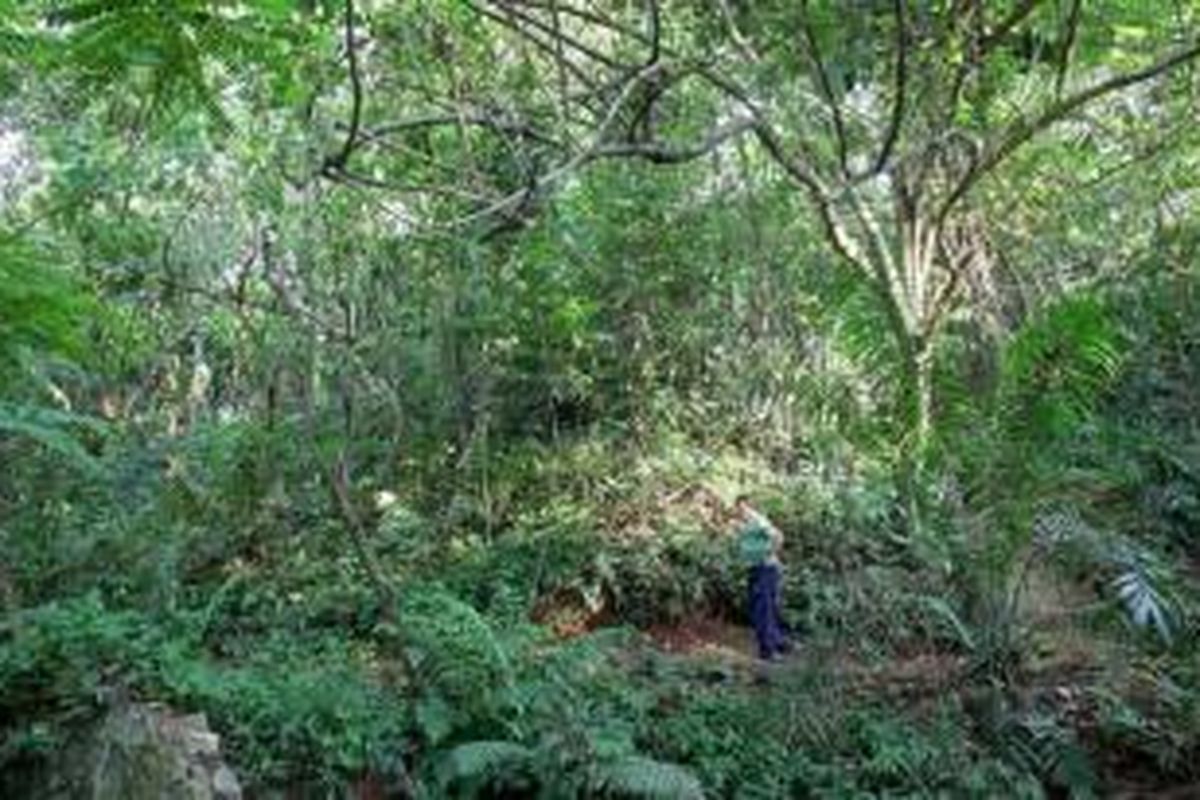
[3,430,1199,798]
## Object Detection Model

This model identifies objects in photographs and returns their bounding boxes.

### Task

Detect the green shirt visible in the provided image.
[737,517,775,566]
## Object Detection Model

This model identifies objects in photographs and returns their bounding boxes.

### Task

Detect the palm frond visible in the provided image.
[1112,558,1177,644]
[1033,505,1181,645]
[918,594,976,652]
[1001,293,1124,443]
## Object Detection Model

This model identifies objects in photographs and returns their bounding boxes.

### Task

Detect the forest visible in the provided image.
[2,1,1200,797]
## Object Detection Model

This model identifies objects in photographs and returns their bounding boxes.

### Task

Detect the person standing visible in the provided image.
[734,494,790,660]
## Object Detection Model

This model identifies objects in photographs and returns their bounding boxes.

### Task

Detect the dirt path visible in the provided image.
[639,615,965,701]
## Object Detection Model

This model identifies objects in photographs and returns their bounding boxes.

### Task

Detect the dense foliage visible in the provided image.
[3,1,1200,797]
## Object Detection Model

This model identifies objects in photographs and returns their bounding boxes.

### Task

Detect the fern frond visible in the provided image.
[0,402,103,473]
[592,756,705,800]
[439,740,534,789]
[399,587,517,720]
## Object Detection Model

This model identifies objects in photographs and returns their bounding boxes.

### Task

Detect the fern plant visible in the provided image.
[995,711,1097,800]
[0,402,103,474]
[440,736,704,799]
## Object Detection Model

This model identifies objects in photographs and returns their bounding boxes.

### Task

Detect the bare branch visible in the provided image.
[748,122,877,283]
[507,0,657,53]
[938,40,1200,225]
[691,65,834,194]
[436,60,670,232]
[549,0,570,125]
[715,0,759,63]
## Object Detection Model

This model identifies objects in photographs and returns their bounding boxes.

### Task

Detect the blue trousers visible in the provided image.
[749,562,789,659]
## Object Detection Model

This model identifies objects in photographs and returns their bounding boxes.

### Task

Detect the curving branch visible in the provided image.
[980,0,1048,52]
[434,60,671,233]
[505,0,660,57]
[469,1,600,91]
[938,39,1200,227]
[593,116,755,163]
[715,0,759,63]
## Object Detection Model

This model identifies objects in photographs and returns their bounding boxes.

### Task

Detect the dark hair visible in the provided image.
[734,494,751,505]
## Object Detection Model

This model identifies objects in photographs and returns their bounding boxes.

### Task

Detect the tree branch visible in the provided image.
[938,40,1200,225]
[592,116,755,163]
[980,0,1047,52]
[947,0,1048,116]
[872,0,908,174]
[505,0,658,55]
[326,0,363,172]
[715,0,759,63]
[480,0,627,70]
[1055,0,1083,97]
[646,0,660,66]
[432,60,670,233]
[800,0,850,178]
[469,1,600,91]
[360,112,562,147]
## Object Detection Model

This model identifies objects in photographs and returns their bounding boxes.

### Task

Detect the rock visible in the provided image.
[33,702,243,800]
[213,765,242,798]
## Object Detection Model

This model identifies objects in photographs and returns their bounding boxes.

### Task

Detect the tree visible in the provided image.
[8,0,1199,518]
[323,0,1197,519]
